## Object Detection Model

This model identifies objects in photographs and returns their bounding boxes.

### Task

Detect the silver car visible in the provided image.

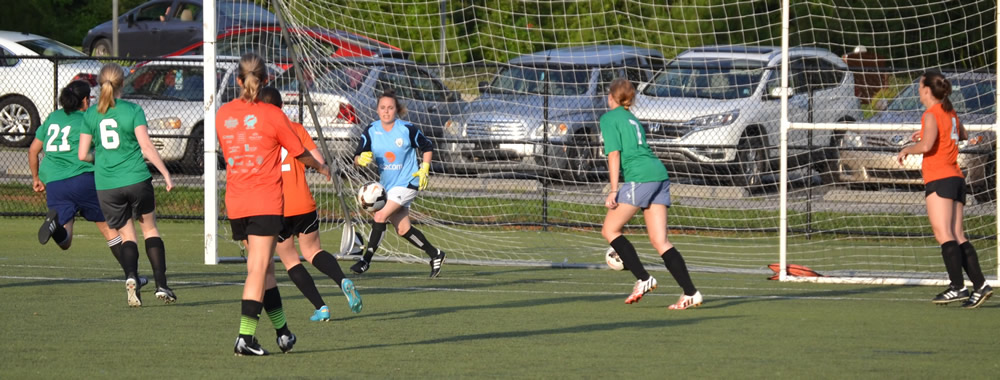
[441,45,663,181]
[838,72,996,202]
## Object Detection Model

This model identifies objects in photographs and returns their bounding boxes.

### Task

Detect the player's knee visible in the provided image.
[600,227,619,242]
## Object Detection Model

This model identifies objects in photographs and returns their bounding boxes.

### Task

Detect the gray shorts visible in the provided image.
[616,180,671,209]
[96,178,156,229]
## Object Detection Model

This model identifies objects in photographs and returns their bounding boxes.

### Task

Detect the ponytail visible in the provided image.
[608,78,636,110]
[97,63,124,114]
[238,53,267,103]
[921,71,954,112]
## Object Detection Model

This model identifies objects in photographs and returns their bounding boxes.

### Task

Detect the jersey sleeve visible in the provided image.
[600,114,622,155]
[36,113,54,141]
[406,122,434,153]
[272,110,304,158]
[354,126,372,156]
[131,102,148,127]
[292,122,317,151]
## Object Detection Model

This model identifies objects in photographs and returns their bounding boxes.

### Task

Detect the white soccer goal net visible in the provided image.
[204,0,998,285]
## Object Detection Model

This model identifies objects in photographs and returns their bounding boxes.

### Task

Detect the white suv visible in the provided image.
[632,45,861,188]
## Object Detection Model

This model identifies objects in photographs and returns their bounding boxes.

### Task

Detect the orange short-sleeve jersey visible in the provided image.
[920,103,964,184]
[216,100,305,219]
[281,122,318,216]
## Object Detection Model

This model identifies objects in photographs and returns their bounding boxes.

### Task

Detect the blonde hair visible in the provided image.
[238,53,267,103]
[97,63,125,114]
[608,78,636,110]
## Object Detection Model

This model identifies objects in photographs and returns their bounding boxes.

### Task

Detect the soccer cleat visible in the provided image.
[234,335,269,356]
[38,209,59,245]
[931,287,970,305]
[429,250,446,278]
[341,278,363,313]
[125,277,141,307]
[668,291,704,310]
[351,260,370,274]
[310,306,330,322]
[961,285,993,309]
[155,286,177,304]
[625,276,657,304]
[276,332,297,353]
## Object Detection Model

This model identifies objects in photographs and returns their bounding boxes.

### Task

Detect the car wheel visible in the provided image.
[730,130,767,190]
[181,126,205,174]
[0,96,40,147]
[818,130,845,185]
[92,39,112,57]
[972,158,996,204]
[560,134,599,183]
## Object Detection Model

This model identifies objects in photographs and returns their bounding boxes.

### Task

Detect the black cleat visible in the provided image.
[429,250,446,278]
[234,335,269,356]
[351,260,370,274]
[38,209,59,244]
[962,285,993,309]
[155,286,177,304]
[932,286,970,305]
[276,332,297,353]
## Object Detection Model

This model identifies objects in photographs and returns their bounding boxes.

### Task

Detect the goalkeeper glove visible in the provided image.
[412,162,430,190]
[356,151,373,167]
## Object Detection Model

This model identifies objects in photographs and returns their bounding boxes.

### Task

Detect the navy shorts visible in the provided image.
[616,180,671,209]
[278,210,320,242]
[96,178,156,230]
[925,176,967,205]
[45,172,105,225]
[230,215,284,241]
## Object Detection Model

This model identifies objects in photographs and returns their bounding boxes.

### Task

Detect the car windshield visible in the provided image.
[18,38,86,62]
[490,66,592,95]
[122,65,224,101]
[642,59,766,100]
[218,2,277,26]
[274,63,371,93]
[888,78,997,115]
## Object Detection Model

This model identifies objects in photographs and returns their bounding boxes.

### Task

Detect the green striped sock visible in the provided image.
[266,307,286,330]
[239,315,258,336]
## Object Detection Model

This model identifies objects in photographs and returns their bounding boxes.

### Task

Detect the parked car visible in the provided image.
[838,72,996,202]
[441,45,664,180]
[0,31,101,147]
[271,57,466,159]
[120,56,283,171]
[632,45,862,189]
[165,27,407,68]
[82,0,278,57]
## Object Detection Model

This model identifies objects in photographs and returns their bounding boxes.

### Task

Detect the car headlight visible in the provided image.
[959,132,986,148]
[147,117,182,130]
[531,122,569,139]
[842,131,865,148]
[683,110,740,130]
[444,119,464,137]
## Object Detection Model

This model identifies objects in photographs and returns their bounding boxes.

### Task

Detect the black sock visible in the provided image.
[941,241,965,289]
[52,224,68,245]
[610,235,649,281]
[401,227,439,258]
[287,264,325,309]
[959,241,987,290]
[107,236,127,276]
[262,287,290,336]
[240,299,263,336]
[121,241,140,279]
[144,237,168,288]
[662,247,697,296]
[311,250,346,286]
[362,222,387,263]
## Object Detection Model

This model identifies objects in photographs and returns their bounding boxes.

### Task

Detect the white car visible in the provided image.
[633,45,862,188]
[0,31,102,147]
[120,56,283,171]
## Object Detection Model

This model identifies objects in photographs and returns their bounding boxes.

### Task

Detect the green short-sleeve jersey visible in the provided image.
[35,109,95,184]
[599,106,668,183]
[82,99,152,190]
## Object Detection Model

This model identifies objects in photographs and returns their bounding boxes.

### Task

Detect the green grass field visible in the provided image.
[2,218,998,378]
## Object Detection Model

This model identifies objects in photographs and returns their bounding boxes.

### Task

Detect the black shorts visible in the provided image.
[925,176,967,205]
[230,215,284,241]
[278,210,320,242]
[96,178,155,230]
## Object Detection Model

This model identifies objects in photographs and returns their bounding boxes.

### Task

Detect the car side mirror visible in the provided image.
[478,81,489,95]
[765,86,793,100]
[126,13,136,26]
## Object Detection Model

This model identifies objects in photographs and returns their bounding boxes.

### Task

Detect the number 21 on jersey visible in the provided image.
[45,124,71,152]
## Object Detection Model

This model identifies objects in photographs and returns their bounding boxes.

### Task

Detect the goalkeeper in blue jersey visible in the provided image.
[351,89,446,277]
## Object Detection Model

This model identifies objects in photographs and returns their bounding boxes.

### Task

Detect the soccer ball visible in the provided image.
[605,247,625,271]
[357,181,387,212]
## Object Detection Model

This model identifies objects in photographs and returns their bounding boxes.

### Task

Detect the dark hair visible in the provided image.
[377,88,407,117]
[59,80,92,114]
[258,86,282,108]
[921,71,954,112]
[608,78,636,110]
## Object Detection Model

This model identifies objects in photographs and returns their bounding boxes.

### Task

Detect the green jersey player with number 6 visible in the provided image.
[79,63,176,308]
